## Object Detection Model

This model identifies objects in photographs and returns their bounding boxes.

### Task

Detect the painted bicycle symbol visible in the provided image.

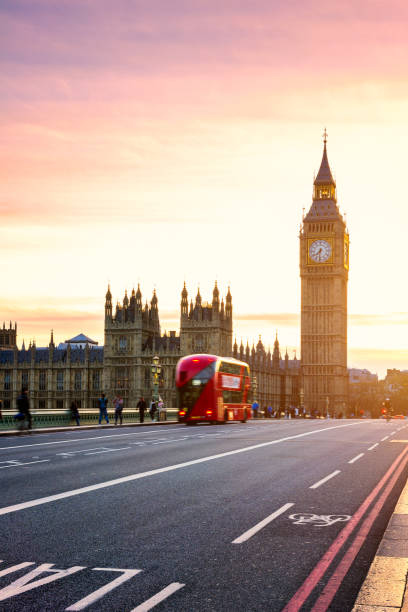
[289,513,351,527]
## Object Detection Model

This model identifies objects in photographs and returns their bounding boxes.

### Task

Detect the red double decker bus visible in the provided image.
[176,354,251,424]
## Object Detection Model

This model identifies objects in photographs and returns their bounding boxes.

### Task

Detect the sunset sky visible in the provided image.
[1,0,408,377]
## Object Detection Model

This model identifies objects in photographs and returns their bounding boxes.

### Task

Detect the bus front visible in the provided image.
[176,355,218,423]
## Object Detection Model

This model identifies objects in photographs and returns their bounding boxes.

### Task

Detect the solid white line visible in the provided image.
[368,443,379,450]
[0,423,362,517]
[381,436,389,441]
[232,503,294,544]
[310,470,341,489]
[130,582,185,611]
[348,453,364,464]
[0,428,183,451]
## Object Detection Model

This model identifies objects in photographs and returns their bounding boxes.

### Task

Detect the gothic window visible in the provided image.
[4,370,11,390]
[21,371,29,389]
[39,370,46,391]
[56,400,64,409]
[39,400,46,409]
[115,367,129,389]
[56,371,64,391]
[92,371,101,390]
[119,336,128,351]
[74,371,82,391]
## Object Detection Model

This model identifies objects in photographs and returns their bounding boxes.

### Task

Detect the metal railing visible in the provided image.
[0,409,179,430]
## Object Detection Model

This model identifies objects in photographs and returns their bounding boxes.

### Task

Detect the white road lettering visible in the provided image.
[0,562,35,577]
[368,443,379,450]
[65,568,141,611]
[232,503,294,544]
[0,423,362,517]
[348,453,364,464]
[130,582,185,611]
[0,563,85,602]
[310,470,341,489]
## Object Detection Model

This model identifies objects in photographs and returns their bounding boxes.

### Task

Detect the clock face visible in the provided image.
[309,239,332,263]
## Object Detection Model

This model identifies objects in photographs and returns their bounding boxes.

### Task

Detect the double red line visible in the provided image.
[283,444,408,612]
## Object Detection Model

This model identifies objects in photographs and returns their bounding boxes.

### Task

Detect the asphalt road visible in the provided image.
[0,418,407,611]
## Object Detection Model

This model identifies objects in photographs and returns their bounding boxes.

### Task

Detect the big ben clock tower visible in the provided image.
[300,132,349,416]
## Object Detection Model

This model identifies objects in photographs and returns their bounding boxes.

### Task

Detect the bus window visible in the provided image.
[222,389,244,404]
[219,361,242,375]
[178,362,216,409]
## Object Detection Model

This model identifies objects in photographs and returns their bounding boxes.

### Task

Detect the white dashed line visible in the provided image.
[310,470,341,489]
[368,443,379,450]
[348,453,364,464]
[232,503,294,544]
[381,436,389,441]
[130,582,185,612]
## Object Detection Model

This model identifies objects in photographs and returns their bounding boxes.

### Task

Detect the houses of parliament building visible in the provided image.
[0,137,348,415]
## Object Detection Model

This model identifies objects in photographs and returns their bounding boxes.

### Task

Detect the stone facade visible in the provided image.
[0,283,300,411]
[300,137,349,415]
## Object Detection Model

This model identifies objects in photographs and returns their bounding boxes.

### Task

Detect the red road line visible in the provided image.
[282,444,408,612]
[312,448,408,611]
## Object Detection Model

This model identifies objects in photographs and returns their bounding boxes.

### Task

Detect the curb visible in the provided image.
[353,475,408,611]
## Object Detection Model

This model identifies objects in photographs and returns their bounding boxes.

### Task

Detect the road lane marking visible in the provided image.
[65,568,141,611]
[381,436,389,441]
[391,440,408,443]
[85,447,131,455]
[130,582,185,611]
[310,470,341,489]
[0,428,184,451]
[0,460,49,469]
[152,438,188,445]
[348,453,364,464]
[368,443,379,450]
[0,422,364,517]
[289,514,350,527]
[232,503,294,544]
[282,443,408,612]
[0,563,85,602]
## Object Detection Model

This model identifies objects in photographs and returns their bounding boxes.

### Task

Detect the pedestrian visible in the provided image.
[149,399,157,422]
[70,400,80,426]
[137,396,146,423]
[158,397,166,421]
[252,400,259,419]
[16,386,32,430]
[98,393,109,424]
[113,394,124,426]
[267,405,273,419]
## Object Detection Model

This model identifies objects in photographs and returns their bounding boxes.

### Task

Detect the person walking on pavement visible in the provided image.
[113,394,124,426]
[17,386,32,430]
[137,397,146,423]
[98,393,109,424]
[149,399,157,422]
[70,400,80,426]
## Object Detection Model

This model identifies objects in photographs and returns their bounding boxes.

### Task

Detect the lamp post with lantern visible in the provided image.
[300,387,304,418]
[151,355,162,421]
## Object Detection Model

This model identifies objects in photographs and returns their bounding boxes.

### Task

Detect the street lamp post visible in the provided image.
[151,355,162,422]
[326,395,330,419]
[300,387,304,418]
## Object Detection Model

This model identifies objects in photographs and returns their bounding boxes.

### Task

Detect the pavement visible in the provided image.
[353,466,408,611]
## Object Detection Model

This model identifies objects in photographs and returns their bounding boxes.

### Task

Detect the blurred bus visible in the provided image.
[176,354,251,424]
